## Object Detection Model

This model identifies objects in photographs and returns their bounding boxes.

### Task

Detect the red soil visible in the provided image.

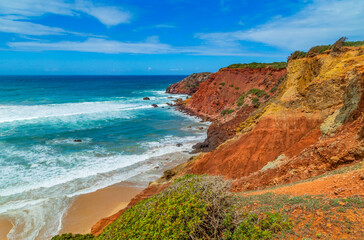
[185,67,286,119]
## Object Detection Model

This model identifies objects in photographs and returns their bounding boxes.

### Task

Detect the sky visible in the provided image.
[0,0,363,75]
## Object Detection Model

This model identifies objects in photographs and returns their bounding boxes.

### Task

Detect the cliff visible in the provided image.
[186,67,286,151]
[189,46,364,185]
[165,72,211,95]
[62,43,364,239]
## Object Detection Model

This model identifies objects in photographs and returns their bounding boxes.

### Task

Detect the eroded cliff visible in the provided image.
[189,46,364,185]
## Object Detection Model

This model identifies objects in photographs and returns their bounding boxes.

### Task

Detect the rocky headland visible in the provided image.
[54,40,364,240]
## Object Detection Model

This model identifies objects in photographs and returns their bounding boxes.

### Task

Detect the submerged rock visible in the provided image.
[73,139,82,142]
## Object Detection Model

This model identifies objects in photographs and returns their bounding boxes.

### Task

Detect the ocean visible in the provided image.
[0,76,208,240]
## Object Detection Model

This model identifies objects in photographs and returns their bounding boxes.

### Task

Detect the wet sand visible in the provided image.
[59,183,142,235]
[0,218,12,240]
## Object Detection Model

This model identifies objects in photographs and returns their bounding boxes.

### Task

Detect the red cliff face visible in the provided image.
[189,47,364,184]
[185,68,286,120]
[187,67,286,152]
[166,72,211,95]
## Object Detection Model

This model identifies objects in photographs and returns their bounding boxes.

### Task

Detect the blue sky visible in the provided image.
[0,0,363,75]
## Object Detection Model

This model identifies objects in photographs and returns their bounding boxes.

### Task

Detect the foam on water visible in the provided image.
[0,75,206,240]
[0,132,206,240]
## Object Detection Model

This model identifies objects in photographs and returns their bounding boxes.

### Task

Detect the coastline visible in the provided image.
[0,218,12,240]
[59,183,142,235]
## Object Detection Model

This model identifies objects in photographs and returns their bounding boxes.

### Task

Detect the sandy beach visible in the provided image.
[59,183,142,235]
[0,218,12,240]
[0,183,142,240]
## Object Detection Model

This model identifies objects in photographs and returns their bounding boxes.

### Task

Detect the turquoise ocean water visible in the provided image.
[0,76,208,240]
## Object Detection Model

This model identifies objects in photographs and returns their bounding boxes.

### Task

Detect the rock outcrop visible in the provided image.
[166,72,211,95]
[188,46,364,185]
[186,67,286,151]
[185,67,286,120]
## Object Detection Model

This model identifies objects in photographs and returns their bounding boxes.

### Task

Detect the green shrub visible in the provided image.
[51,234,95,240]
[270,86,278,93]
[220,82,226,86]
[237,93,246,106]
[288,51,307,61]
[53,176,293,240]
[229,84,234,87]
[98,175,231,240]
[227,62,287,69]
[343,40,364,47]
[247,89,267,97]
[219,87,222,90]
[214,82,217,85]
[235,87,239,90]
[252,97,260,108]
[307,45,331,56]
[221,109,235,116]
[223,212,292,240]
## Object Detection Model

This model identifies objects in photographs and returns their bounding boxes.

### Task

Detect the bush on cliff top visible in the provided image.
[343,40,364,47]
[288,38,364,61]
[227,62,287,69]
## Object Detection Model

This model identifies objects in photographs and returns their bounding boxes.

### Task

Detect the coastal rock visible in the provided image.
[176,143,183,147]
[166,72,212,95]
[152,104,158,108]
[73,139,82,142]
[184,67,286,120]
[189,46,364,187]
[143,97,150,100]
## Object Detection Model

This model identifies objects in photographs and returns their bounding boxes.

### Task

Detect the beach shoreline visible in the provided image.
[0,218,12,240]
[58,183,143,236]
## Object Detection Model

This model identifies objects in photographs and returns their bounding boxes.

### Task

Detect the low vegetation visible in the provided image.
[237,93,246,106]
[252,97,260,108]
[288,38,364,61]
[247,89,267,98]
[53,175,293,240]
[221,109,235,116]
[227,62,287,69]
[52,173,364,240]
[343,40,364,47]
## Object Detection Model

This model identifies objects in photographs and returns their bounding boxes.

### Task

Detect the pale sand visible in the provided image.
[59,183,142,235]
[0,218,12,240]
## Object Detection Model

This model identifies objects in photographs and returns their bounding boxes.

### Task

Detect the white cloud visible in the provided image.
[75,0,131,27]
[0,0,73,17]
[0,17,67,35]
[0,0,132,34]
[196,0,364,51]
[6,36,284,56]
[7,38,175,54]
